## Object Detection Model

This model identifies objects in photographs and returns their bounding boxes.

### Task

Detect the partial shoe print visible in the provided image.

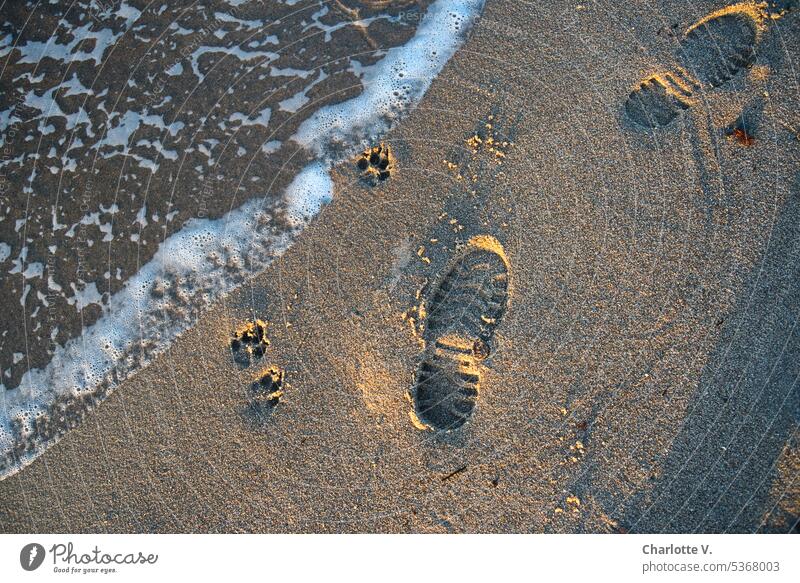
[624,4,763,129]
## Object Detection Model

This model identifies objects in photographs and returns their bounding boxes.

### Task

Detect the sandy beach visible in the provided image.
[1,0,798,533]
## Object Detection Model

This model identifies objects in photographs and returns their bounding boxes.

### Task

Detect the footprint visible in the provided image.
[625,71,698,129]
[411,235,510,431]
[356,142,394,185]
[625,4,763,129]
[231,319,270,368]
[243,366,285,423]
[679,6,760,87]
[413,335,482,431]
[250,367,284,411]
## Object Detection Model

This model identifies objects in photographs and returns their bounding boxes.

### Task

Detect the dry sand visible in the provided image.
[1,0,799,532]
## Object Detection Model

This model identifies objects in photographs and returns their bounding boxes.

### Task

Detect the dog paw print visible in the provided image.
[231,319,270,367]
[249,366,285,415]
[356,143,395,185]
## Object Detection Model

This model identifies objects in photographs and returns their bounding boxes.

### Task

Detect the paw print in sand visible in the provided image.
[248,367,285,417]
[244,366,286,427]
[356,143,394,185]
[231,319,270,367]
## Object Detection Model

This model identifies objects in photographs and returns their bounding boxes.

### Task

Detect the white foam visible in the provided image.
[278,70,328,113]
[188,45,278,84]
[12,4,140,66]
[283,162,334,228]
[228,107,272,128]
[0,0,485,479]
[260,140,281,156]
[214,12,265,32]
[293,0,484,156]
[67,282,104,311]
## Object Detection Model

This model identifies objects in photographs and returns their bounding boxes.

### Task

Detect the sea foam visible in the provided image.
[0,0,485,479]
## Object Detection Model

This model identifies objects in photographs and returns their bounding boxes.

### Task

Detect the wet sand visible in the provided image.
[1,0,799,532]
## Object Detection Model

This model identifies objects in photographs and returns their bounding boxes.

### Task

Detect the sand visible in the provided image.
[1,0,798,533]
